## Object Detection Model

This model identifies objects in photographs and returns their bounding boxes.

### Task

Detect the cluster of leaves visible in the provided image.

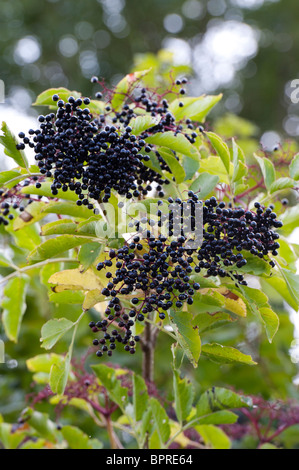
[0,63,299,449]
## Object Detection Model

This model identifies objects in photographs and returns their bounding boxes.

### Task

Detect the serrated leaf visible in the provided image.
[269,177,294,194]
[169,94,222,122]
[158,148,186,183]
[206,132,230,173]
[27,235,92,263]
[61,425,93,450]
[0,169,21,187]
[26,353,64,374]
[133,374,149,422]
[254,154,276,191]
[48,290,85,304]
[149,397,170,446]
[33,87,81,107]
[259,307,279,343]
[82,289,105,310]
[182,155,200,180]
[40,318,74,350]
[169,310,201,367]
[130,115,159,135]
[78,242,103,271]
[232,138,247,183]
[195,424,230,449]
[190,172,219,199]
[198,156,231,184]
[201,343,256,365]
[173,370,194,424]
[1,275,29,342]
[0,122,29,169]
[49,353,71,395]
[21,182,78,201]
[49,268,103,292]
[196,387,251,417]
[145,132,199,160]
[41,219,78,236]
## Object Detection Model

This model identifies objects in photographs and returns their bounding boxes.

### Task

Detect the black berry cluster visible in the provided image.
[90,230,201,358]
[197,198,282,284]
[17,78,198,209]
[89,195,283,358]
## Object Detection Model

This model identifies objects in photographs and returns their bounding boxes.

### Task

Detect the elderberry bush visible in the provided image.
[89,194,283,358]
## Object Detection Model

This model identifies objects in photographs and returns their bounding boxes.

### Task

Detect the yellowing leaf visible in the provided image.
[48,268,103,291]
[83,289,106,310]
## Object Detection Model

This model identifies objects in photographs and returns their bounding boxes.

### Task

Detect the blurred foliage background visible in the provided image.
[1,0,299,144]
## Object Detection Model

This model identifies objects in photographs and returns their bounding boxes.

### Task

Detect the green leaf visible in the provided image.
[158,148,186,183]
[206,132,230,173]
[145,132,199,160]
[173,369,194,424]
[130,115,159,135]
[240,285,279,342]
[92,364,129,412]
[190,173,219,199]
[182,155,200,180]
[82,289,105,310]
[0,169,21,187]
[195,410,238,425]
[236,254,271,276]
[169,310,201,367]
[48,290,85,304]
[290,153,299,180]
[192,311,233,334]
[21,182,78,201]
[196,387,251,417]
[254,154,276,191]
[133,374,149,422]
[0,122,29,169]
[279,267,299,306]
[78,242,103,271]
[40,318,75,350]
[40,219,78,236]
[149,397,170,446]
[33,87,81,107]
[232,139,247,183]
[49,354,71,395]
[2,276,29,342]
[259,307,279,343]
[61,425,93,449]
[22,408,57,442]
[198,156,231,184]
[169,94,222,122]
[42,200,93,219]
[269,177,294,194]
[111,69,151,111]
[26,353,64,374]
[27,235,92,263]
[201,343,257,365]
[195,424,230,449]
